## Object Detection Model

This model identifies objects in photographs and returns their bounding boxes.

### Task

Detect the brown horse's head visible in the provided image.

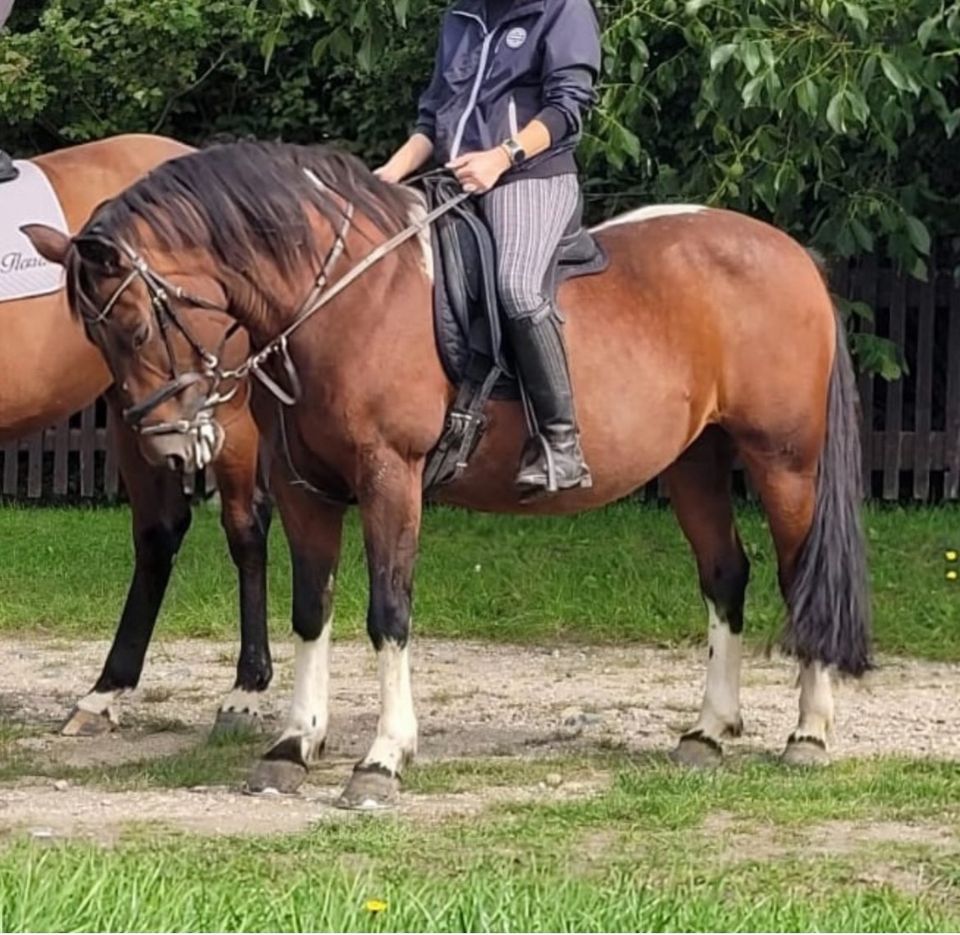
[24,219,234,472]
[24,141,417,473]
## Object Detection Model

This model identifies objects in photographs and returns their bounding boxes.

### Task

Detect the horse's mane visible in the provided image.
[78,140,418,276]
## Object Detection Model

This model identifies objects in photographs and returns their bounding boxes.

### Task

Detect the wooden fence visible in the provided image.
[2,252,959,503]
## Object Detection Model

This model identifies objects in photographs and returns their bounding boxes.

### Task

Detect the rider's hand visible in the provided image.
[373,163,404,184]
[446,147,512,194]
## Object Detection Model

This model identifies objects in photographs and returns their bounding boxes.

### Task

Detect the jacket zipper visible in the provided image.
[508,95,519,138]
[448,10,497,160]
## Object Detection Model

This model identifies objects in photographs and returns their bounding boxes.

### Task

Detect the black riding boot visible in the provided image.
[507,307,592,494]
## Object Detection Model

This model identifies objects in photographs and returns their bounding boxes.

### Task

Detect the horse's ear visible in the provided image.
[71,235,123,273]
[20,224,71,267]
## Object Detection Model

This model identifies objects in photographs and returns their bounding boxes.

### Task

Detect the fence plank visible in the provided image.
[79,404,96,498]
[946,275,960,499]
[27,431,43,499]
[850,258,877,494]
[913,274,935,500]
[104,408,120,499]
[53,417,70,496]
[882,271,906,499]
[2,441,17,496]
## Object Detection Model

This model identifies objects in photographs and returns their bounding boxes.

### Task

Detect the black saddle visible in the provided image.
[418,173,608,491]
[0,149,18,183]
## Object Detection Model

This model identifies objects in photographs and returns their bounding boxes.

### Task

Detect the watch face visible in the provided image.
[506,140,525,164]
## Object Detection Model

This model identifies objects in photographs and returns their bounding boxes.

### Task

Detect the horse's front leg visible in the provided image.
[337,453,422,810]
[210,412,275,737]
[245,478,344,795]
[62,412,191,736]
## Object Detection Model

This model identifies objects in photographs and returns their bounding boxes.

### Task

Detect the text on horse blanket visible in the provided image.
[0,160,68,303]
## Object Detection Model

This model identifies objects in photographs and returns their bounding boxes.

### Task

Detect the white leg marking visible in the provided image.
[276,625,331,761]
[794,661,834,745]
[218,687,263,717]
[361,640,417,775]
[76,689,122,723]
[689,600,742,739]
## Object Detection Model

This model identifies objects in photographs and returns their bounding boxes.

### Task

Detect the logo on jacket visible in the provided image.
[505,27,527,49]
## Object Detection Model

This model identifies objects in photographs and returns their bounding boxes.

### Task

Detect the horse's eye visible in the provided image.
[131,322,150,350]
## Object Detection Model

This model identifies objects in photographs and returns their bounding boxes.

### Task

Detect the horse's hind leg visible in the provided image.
[664,427,750,767]
[62,412,192,735]
[210,411,274,737]
[739,450,833,766]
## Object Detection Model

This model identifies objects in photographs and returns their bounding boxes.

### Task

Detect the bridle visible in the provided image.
[81,169,468,439]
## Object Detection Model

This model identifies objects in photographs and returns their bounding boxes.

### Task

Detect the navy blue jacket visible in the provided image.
[414,0,601,179]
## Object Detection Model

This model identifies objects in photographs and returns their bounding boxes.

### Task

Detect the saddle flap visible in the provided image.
[420,173,609,395]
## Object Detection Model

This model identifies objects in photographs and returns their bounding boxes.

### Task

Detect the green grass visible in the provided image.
[1,501,958,657]
[1,757,959,931]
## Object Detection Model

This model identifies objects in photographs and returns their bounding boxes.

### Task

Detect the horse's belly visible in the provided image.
[0,294,109,441]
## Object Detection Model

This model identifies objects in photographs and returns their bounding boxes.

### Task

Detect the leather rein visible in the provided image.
[83,169,469,435]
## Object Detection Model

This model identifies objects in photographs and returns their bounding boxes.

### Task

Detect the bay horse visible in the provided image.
[25,141,871,809]
[5,135,271,736]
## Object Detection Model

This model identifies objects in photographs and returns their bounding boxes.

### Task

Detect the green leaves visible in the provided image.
[3,0,957,382]
[905,216,932,255]
[843,1,869,31]
[587,0,958,379]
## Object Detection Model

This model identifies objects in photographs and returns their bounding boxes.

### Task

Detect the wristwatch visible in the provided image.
[500,138,527,166]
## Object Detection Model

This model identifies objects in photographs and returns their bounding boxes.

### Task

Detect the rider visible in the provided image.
[376,0,601,494]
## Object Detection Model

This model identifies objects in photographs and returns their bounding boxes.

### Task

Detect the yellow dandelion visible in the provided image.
[945,550,958,562]
[947,570,958,582]
[364,899,388,913]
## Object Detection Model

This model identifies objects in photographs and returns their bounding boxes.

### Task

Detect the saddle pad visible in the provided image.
[0,160,68,303]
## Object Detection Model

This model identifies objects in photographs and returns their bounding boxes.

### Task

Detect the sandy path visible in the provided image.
[1,636,958,838]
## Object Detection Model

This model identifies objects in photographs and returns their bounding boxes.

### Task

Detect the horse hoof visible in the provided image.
[670,734,723,769]
[335,768,401,811]
[782,738,830,768]
[244,758,307,795]
[210,708,263,741]
[60,706,117,737]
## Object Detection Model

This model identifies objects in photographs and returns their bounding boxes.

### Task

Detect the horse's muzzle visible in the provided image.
[137,416,224,473]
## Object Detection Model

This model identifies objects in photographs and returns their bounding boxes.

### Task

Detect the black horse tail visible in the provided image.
[783,261,872,676]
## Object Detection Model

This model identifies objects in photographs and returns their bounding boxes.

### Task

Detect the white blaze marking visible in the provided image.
[591,204,706,232]
[689,600,742,739]
[277,626,331,761]
[361,640,418,775]
[794,661,834,744]
[76,689,121,722]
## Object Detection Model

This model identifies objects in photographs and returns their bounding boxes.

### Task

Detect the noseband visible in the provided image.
[82,238,243,433]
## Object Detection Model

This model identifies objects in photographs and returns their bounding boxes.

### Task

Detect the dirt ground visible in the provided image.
[1,636,959,839]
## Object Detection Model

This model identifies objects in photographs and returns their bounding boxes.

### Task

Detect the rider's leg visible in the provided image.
[480,173,591,493]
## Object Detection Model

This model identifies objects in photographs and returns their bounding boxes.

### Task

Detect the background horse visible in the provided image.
[5,135,272,736]
[26,142,871,809]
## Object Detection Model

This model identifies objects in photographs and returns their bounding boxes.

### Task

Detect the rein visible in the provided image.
[86,170,469,432]
[219,180,468,397]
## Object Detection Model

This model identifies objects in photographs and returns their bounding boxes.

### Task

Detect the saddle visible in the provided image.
[0,149,19,183]
[418,173,608,492]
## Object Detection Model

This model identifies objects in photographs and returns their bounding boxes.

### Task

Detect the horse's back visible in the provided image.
[510,206,838,500]
[0,135,193,440]
[32,134,193,229]
[573,205,836,415]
